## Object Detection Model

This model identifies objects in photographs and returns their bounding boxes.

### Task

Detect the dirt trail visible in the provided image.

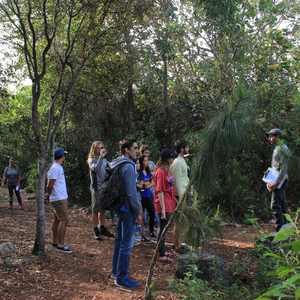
[0,188,274,299]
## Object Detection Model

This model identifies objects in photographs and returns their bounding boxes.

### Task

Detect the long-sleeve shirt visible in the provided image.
[271,143,289,186]
[88,157,108,190]
[170,155,189,198]
[110,157,141,216]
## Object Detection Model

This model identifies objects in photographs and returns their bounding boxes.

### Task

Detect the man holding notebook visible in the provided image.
[266,128,290,231]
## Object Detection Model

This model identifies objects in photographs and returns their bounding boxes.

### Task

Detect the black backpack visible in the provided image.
[99,162,128,211]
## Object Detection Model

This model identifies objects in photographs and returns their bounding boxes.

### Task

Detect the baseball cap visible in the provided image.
[54,147,67,159]
[160,148,178,160]
[266,128,283,138]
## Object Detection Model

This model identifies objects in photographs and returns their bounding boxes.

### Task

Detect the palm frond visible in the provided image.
[192,86,256,197]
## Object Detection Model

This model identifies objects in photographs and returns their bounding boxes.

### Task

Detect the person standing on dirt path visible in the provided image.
[110,139,142,288]
[170,139,190,254]
[154,148,178,264]
[87,141,114,241]
[266,128,290,232]
[139,145,159,230]
[2,157,23,210]
[44,148,72,254]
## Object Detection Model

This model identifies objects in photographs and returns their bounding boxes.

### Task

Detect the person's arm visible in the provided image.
[146,175,154,189]
[173,162,184,197]
[2,168,7,187]
[1,176,6,187]
[137,181,144,190]
[123,164,141,216]
[158,191,166,219]
[88,157,104,173]
[44,179,56,200]
[271,145,289,189]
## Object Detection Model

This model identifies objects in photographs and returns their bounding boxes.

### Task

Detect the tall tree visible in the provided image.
[0,0,119,254]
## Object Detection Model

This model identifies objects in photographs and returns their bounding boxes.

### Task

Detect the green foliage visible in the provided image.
[173,198,223,249]
[167,263,253,300]
[256,211,300,299]
[1,0,300,222]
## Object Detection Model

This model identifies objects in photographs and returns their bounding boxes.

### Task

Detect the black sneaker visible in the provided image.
[55,245,73,254]
[172,245,189,254]
[141,235,153,244]
[94,228,102,240]
[100,226,114,237]
[149,231,157,238]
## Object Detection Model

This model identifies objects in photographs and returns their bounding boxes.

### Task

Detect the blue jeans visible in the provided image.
[112,210,136,280]
[8,185,22,206]
[270,180,289,231]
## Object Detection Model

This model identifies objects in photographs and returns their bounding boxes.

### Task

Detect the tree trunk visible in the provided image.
[32,156,47,255]
[145,181,193,300]
[163,56,171,146]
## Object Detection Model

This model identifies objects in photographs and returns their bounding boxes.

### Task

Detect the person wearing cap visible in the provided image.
[266,128,290,231]
[170,139,190,254]
[44,147,72,253]
[153,148,178,263]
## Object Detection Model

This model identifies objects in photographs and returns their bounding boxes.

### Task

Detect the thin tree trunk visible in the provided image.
[32,156,47,255]
[163,56,172,146]
[145,181,193,300]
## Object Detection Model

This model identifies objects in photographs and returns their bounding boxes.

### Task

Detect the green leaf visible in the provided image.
[284,214,294,223]
[276,266,295,278]
[273,229,295,241]
[264,253,282,259]
[295,288,300,300]
[285,274,300,285]
[282,240,300,254]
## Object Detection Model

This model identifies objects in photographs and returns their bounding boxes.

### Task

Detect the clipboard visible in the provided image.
[262,167,287,189]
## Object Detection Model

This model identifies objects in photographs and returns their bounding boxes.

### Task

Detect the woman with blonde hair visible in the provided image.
[2,157,23,210]
[153,148,178,263]
[87,141,114,240]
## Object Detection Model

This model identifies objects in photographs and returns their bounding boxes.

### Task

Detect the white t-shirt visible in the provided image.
[47,162,68,202]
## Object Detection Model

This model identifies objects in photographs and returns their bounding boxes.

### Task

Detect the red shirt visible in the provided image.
[154,168,176,213]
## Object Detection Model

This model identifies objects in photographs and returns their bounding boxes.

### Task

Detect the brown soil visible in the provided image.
[0,189,274,300]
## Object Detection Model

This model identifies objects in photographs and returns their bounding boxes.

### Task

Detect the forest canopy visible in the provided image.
[0,0,300,224]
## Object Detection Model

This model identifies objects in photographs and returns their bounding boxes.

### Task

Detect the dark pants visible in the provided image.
[157,212,171,257]
[8,185,22,206]
[270,180,289,231]
[141,197,155,233]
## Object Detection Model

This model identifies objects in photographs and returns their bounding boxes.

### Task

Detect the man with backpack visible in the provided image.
[110,139,142,288]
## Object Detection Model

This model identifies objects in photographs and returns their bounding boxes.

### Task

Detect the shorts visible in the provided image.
[51,199,68,221]
[91,189,102,213]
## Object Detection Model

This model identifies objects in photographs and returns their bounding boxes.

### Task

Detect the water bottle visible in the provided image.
[135,225,142,241]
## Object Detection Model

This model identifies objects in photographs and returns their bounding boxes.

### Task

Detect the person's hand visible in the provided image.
[267,183,272,192]
[161,211,166,220]
[271,183,278,190]
[100,148,107,157]
[44,193,50,200]
[136,214,142,225]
